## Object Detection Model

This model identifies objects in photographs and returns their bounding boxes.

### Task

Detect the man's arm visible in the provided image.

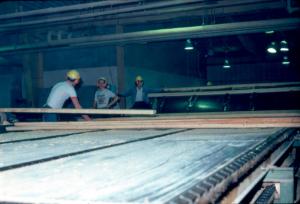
[107,96,119,108]
[70,96,92,121]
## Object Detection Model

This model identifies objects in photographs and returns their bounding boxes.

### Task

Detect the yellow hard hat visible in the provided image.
[67,70,80,80]
[135,75,143,81]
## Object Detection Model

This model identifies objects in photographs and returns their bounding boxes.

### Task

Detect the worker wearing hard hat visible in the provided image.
[93,77,119,109]
[119,75,161,109]
[43,70,91,121]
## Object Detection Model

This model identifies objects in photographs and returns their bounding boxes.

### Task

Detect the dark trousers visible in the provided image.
[43,113,57,122]
[132,101,152,109]
[43,104,58,122]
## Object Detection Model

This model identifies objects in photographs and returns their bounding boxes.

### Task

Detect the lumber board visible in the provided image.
[149,86,300,98]
[0,108,156,115]
[96,110,300,121]
[6,117,300,131]
[155,110,300,118]
[6,123,300,131]
[161,81,300,92]
[13,117,300,126]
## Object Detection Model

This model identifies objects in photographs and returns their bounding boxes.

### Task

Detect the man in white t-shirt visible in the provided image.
[93,77,119,109]
[43,70,91,122]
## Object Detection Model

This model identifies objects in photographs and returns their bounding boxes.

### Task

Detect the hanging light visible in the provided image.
[267,42,277,54]
[265,30,275,34]
[280,40,289,52]
[223,59,231,69]
[184,39,194,50]
[282,56,290,65]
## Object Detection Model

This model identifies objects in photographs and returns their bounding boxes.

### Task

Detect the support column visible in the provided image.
[116,24,126,108]
[22,52,44,107]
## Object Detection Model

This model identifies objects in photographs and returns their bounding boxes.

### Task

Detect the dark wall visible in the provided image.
[124,41,203,77]
[44,46,116,71]
[207,62,300,85]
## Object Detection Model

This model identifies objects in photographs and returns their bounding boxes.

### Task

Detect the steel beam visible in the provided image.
[0,0,141,20]
[0,0,206,29]
[0,1,284,34]
[0,0,280,31]
[0,18,299,54]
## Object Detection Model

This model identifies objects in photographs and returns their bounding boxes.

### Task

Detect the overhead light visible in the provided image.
[280,40,289,52]
[184,39,194,50]
[267,42,277,54]
[282,56,290,65]
[265,30,275,34]
[223,59,231,69]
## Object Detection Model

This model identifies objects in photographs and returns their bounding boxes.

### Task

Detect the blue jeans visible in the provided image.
[43,104,57,122]
[43,113,57,122]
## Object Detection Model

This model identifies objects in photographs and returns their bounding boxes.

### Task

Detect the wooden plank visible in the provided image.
[0,108,156,115]
[90,110,300,121]
[6,117,300,131]
[6,122,300,131]
[149,87,300,98]
[161,82,300,92]
[155,110,300,119]
[13,117,300,126]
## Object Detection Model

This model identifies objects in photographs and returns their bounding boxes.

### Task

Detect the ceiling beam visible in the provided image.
[0,18,298,54]
[0,1,285,35]
[0,0,279,32]
[0,0,141,20]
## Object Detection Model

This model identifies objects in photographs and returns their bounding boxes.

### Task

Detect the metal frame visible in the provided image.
[222,129,296,203]
[168,128,296,203]
[264,167,294,204]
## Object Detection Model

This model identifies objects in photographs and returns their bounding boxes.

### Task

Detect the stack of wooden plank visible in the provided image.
[1,109,299,131]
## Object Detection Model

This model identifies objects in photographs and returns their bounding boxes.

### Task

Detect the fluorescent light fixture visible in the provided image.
[223,59,231,69]
[184,39,194,50]
[267,42,277,54]
[265,30,275,34]
[282,56,290,65]
[280,40,289,52]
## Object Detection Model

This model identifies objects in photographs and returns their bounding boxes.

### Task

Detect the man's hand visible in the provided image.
[82,114,92,121]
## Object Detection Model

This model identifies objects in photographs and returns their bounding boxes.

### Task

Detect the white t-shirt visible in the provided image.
[135,88,143,102]
[94,89,116,109]
[46,81,77,108]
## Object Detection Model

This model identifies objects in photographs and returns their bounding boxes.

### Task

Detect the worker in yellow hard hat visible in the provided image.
[43,69,91,122]
[119,75,162,109]
[66,69,80,80]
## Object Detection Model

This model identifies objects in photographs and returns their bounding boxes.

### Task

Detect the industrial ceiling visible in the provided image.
[0,0,299,81]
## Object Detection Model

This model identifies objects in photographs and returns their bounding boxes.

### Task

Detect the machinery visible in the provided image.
[0,109,300,203]
[149,82,300,113]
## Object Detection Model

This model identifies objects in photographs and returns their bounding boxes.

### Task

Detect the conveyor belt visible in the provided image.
[0,128,294,203]
[0,130,85,143]
[0,130,97,144]
[0,129,184,171]
[254,184,276,204]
